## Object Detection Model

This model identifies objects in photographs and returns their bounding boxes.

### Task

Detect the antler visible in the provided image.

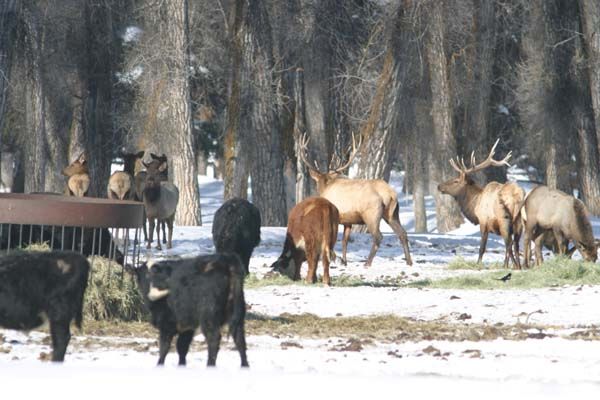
[448,138,511,175]
[329,132,363,174]
[296,130,323,174]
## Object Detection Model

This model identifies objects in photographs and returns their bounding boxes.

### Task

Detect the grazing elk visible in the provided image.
[107,151,144,200]
[299,134,412,267]
[130,254,248,367]
[521,185,597,268]
[212,198,261,275]
[143,156,179,250]
[271,197,339,285]
[438,139,524,269]
[0,251,90,362]
[62,153,90,197]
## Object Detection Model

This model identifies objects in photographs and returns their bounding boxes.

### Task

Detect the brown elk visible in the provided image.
[143,156,179,250]
[62,153,90,197]
[437,139,524,269]
[521,185,597,268]
[136,153,169,244]
[107,151,144,200]
[299,134,412,267]
[270,197,339,285]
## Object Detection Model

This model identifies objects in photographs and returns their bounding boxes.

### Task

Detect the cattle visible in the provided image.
[212,198,261,275]
[521,185,598,267]
[0,251,90,362]
[130,253,248,367]
[270,197,339,285]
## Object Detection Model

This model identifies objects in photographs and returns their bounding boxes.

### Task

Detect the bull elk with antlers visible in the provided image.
[438,139,524,269]
[299,133,412,267]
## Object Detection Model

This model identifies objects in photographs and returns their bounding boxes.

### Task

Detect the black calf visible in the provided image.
[132,253,249,367]
[212,198,261,274]
[0,251,90,362]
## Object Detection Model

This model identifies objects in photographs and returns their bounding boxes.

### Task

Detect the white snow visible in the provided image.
[2,172,600,396]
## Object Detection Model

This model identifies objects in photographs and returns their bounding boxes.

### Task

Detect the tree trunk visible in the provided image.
[426,2,464,233]
[246,0,287,226]
[0,0,17,135]
[162,0,201,225]
[575,110,600,214]
[223,0,249,200]
[23,6,46,193]
[579,0,600,150]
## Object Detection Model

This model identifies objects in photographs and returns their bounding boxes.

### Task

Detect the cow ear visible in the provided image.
[158,161,168,172]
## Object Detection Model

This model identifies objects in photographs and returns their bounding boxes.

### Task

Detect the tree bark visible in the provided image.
[0,0,17,135]
[223,0,249,200]
[426,2,464,233]
[162,0,201,225]
[579,0,600,151]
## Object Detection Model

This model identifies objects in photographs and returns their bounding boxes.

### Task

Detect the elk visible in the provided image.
[299,133,412,267]
[270,197,339,285]
[521,185,597,268]
[437,139,524,269]
[135,153,168,244]
[62,153,90,197]
[107,151,144,200]
[143,156,179,250]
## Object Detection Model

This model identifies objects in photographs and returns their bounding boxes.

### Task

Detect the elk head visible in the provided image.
[62,152,88,177]
[437,139,512,197]
[297,131,362,193]
[143,156,168,192]
[576,241,598,263]
[121,150,145,175]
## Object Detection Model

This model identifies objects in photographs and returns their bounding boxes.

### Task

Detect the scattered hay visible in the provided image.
[447,256,503,270]
[83,257,147,322]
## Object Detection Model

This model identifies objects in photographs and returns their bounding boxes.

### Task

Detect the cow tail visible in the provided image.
[228,258,246,340]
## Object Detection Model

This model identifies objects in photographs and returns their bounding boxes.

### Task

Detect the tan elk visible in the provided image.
[437,139,524,269]
[62,153,90,197]
[143,156,179,250]
[107,151,144,200]
[521,185,597,268]
[299,133,412,267]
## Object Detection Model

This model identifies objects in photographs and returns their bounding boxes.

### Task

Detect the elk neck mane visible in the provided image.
[573,200,594,246]
[455,183,483,225]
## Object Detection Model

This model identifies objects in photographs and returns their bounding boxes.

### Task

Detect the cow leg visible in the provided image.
[49,319,71,362]
[386,217,413,266]
[341,225,351,266]
[155,220,162,250]
[157,330,174,365]
[147,218,155,250]
[161,221,167,244]
[142,209,148,242]
[477,229,489,264]
[166,216,174,249]
[232,324,249,367]
[176,330,194,366]
[202,324,221,367]
[293,253,304,281]
[322,251,331,286]
[305,251,318,284]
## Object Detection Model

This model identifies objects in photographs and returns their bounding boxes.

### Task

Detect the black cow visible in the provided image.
[212,198,261,275]
[0,251,90,362]
[131,253,249,367]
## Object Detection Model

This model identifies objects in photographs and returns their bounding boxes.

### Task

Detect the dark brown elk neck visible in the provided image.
[455,184,483,225]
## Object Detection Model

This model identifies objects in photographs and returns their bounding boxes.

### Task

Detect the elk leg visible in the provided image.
[365,231,382,267]
[477,230,489,264]
[176,330,194,366]
[155,220,162,250]
[341,225,351,266]
[501,222,516,269]
[166,216,174,249]
[147,217,155,250]
[161,221,167,244]
[387,218,413,266]
[553,229,566,255]
[49,319,71,362]
[157,330,175,365]
[533,232,545,267]
[523,225,534,269]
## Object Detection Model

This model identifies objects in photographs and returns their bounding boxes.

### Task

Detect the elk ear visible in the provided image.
[158,161,168,172]
[150,153,159,160]
[136,151,145,159]
[77,152,86,163]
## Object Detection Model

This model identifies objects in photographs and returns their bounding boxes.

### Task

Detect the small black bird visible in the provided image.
[496,272,512,282]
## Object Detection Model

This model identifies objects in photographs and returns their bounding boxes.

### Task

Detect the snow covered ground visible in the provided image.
[1,171,600,397]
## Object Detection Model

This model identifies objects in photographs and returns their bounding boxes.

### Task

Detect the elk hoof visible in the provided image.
[146,243,151,250]
[167,244,172,249]
[156,244,162,251]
